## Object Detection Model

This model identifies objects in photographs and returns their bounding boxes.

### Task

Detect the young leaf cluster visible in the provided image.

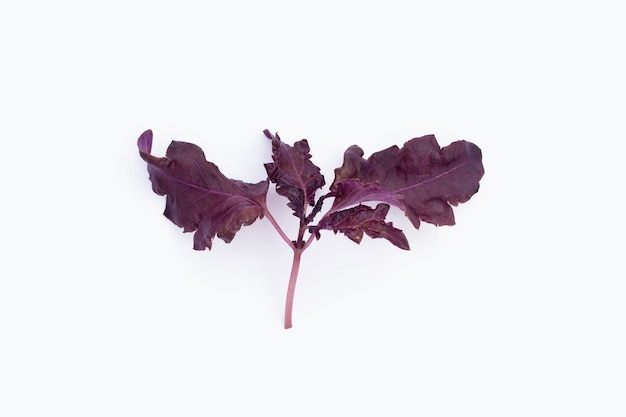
[137,129,484,328]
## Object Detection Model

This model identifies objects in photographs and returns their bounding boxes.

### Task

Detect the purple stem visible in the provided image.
[263,204,317,329]
[262,204,294,248]
[284,247,303,329]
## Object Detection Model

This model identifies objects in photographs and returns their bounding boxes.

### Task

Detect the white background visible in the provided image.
[1,1,624,416]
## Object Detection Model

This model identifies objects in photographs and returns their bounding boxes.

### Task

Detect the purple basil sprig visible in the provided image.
[137,129,484,328]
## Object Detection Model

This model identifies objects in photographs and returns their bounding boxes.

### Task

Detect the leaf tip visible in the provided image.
[263,129,280,141]
[137,129,153,154]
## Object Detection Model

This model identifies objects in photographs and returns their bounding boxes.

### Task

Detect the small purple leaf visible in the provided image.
[313,203,409,250]
[264,130,325,221]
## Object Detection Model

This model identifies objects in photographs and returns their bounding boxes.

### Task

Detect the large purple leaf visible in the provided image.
[263,130,325,222]
[137,130,268,250]
[312,203,409,250]
[331,135,484,228]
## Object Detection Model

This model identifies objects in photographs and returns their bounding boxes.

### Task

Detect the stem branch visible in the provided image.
[302,232,316,250]
[262,204,294,248]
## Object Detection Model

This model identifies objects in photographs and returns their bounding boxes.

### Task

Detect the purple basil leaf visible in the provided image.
[263,130,325,222]
[326,179,404,214]
[137,130,269,250]
[313,203,410,250]
[331,135,484,228]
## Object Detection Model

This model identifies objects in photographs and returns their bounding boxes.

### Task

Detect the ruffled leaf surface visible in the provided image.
[137,130,268,250]
[331,135,484,228]
[313,203,409,250]
[326,179,403,214]
[263,130,325,222]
